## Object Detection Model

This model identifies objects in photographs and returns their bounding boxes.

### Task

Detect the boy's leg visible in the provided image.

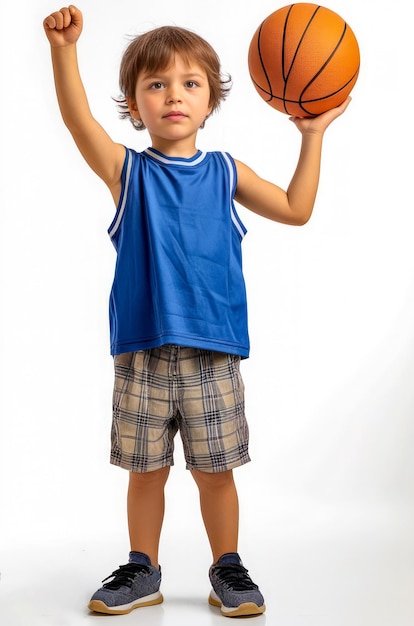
[88,466,169,615]
[191,468,239,562]
[191,468,266,617]
[128,466,170,568]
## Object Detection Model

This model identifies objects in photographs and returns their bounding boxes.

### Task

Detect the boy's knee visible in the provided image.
[191,468,234,490]
[129,466,170,488]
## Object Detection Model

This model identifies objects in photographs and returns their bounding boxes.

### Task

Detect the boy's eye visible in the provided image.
[150,82,164,89]
[185,81,198,88]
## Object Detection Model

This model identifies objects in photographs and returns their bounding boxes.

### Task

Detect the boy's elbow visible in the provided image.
[286,198,314,226]
[291,211,312,226]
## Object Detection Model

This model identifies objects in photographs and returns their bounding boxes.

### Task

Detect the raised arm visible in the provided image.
[234,98,351,226]
[43,5,125,203]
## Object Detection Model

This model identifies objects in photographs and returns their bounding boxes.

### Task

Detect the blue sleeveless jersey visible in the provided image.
[108,147,249,357]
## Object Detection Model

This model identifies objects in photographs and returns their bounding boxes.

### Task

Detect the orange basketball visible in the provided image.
[248,3,360,117]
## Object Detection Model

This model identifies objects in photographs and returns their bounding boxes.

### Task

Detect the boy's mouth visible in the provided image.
[164,110,187,120]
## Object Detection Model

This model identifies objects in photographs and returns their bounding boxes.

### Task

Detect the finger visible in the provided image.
[44,10,64,30]
[329,97,351,117]
[327,97,352,120]
[68,5,82,28]
[44,7,73,30]
[339,96,352,111]
[59,7,73,28]
[43,14,58,30]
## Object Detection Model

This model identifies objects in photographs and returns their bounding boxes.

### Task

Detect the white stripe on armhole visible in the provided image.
[108,149,133,239]
[221,152,246,240]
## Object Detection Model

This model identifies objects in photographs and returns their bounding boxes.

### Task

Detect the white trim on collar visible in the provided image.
[144,148,207,166]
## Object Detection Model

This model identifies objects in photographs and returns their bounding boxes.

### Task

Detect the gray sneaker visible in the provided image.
[88,552,163,614]
[209,553,266,617]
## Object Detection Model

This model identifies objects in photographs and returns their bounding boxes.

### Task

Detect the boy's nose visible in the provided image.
[166,86,182,103]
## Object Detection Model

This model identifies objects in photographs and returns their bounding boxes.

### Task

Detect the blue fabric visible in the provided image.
[216,553,242,565]
[129,551,152,566]
[108,147,249,358]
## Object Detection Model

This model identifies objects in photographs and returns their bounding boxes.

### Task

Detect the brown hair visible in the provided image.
[116,26,232,130]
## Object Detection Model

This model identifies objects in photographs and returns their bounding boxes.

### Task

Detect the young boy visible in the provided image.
[43,4,349,618]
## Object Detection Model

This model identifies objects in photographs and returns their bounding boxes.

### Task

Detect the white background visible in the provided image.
[1,1,413,625]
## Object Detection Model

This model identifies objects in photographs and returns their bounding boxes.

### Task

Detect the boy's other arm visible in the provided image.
[43,5,125,203]
[235,97,350,226]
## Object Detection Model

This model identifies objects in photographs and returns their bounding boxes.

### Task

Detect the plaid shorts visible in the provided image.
[110,346,250,473]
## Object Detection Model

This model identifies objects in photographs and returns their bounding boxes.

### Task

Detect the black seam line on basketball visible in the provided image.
[283,4,321,114]
[304,66,359,102]
[281,5,294,112]
[249,65,358,106]
[281,5,295,90]
[298,22,359,115]
[256,20,273,102]
[299,22,347,108]
[255,73,359,103]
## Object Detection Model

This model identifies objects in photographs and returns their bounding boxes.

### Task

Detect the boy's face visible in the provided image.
[127,54,213,154]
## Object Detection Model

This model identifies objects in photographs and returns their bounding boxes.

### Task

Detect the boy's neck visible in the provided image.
[149,137,199,159]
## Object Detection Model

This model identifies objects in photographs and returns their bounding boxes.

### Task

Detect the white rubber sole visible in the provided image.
[209,589,266,617]
[88,590,163,615]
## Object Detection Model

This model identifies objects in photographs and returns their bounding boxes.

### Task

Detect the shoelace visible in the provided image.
[214,564,259,591]
[102,563,151,590]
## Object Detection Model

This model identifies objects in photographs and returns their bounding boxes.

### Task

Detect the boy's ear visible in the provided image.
[126,97,141,120]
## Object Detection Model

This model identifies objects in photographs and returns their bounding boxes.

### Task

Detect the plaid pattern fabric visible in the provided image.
[110,346,250,473]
